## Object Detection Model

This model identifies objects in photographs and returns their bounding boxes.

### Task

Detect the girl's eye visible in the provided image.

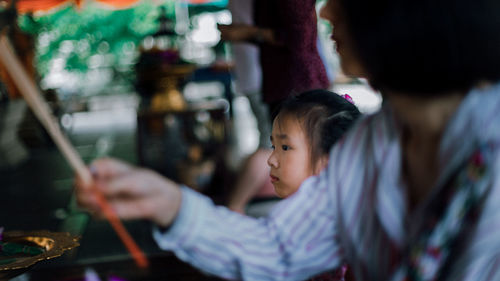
[281,145,289,151]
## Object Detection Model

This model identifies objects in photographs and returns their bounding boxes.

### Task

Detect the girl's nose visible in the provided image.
[267,152,278,168]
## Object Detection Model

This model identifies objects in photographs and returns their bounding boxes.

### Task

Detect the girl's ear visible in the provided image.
[314,155,329,175]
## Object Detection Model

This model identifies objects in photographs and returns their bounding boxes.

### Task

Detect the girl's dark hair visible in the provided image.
[338,0,500,95]
[273,89,361,170]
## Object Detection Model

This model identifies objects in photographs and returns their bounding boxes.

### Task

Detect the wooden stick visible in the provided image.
[0,32,148,268]
[0,35,92,186]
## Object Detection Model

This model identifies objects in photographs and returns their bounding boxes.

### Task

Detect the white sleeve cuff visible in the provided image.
[152,186,212,250]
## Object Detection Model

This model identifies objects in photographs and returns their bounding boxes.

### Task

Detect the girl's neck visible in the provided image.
[386,90,465,210]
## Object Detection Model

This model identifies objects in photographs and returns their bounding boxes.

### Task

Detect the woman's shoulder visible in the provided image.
[326,108,394,196]
[332,108,391,156]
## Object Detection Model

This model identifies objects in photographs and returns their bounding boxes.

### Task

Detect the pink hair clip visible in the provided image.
[341,94,354,104]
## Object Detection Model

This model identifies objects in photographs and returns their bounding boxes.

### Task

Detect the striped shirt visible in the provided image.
[154,83,500,281]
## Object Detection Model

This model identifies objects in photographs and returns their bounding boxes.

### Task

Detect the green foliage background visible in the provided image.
[15,0,227,95]
[19,2,164,77]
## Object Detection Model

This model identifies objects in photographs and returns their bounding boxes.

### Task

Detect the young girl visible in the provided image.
[271,90,360,281]
[231,89,361,280]
[228,89,360,217]
[268,89,360,199]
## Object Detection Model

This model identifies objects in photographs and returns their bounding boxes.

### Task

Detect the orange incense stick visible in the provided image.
[0,32,148,268]
[93,190,149,268]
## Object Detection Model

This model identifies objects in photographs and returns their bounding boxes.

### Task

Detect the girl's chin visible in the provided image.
[272,184,287,198]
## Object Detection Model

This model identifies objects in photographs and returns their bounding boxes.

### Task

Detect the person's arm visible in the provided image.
[154,171,343,281]
[75,157,344,280]
[218,23,283,46]
[227,148,274,213]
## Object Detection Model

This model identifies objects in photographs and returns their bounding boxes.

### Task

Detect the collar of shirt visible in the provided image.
[371,82,500,247]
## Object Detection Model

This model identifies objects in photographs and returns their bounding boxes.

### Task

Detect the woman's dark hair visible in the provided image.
[338,0,500,95]
[273,89,361,170]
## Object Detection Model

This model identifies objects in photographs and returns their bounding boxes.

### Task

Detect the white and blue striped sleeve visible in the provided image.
[153,173,344,281]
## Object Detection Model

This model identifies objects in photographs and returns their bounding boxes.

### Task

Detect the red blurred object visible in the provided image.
[3,0,136,13]
[3,0,218,13]
[0,25,35,99]
[5,0,81,13]
[94,0,140,9]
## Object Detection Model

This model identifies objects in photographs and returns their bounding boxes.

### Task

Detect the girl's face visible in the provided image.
[267,115,326,198]
[319,0,367,78]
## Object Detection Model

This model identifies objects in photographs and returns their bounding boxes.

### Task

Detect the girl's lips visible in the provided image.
[270,175,279,183]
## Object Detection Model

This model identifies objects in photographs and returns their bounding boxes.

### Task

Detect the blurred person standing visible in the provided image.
[227,0,271,149]
[218,0,330,116]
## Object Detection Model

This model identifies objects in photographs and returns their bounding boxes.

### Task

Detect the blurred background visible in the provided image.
[0,0,381,280]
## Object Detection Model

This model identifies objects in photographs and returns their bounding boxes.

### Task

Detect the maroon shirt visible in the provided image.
[254,0,330,105]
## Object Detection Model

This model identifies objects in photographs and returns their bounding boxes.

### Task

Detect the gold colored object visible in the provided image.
[150,64,196,112]
[151,77,187,112]
[0,230,80,280]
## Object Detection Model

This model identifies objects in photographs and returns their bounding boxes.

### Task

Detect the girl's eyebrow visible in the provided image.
[270,134,289,141]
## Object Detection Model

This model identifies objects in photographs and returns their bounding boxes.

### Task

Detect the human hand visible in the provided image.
[217,23,256,42]
[75,158,182,228]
